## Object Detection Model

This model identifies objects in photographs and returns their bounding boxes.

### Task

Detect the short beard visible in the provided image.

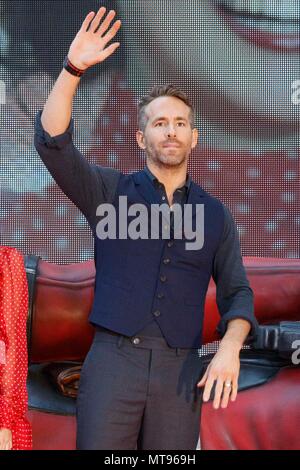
[145,144,188,169]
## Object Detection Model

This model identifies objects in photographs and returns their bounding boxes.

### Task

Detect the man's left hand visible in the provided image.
[197,343,240,409]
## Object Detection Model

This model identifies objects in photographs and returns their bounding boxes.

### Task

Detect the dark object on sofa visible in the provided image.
[43,362,82,399]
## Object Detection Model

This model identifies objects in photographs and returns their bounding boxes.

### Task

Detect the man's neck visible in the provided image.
[146,161,188,196]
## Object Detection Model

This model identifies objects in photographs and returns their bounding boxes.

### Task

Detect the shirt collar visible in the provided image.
[143,165,191,191]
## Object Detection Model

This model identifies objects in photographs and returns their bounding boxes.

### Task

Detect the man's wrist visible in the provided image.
[63,56,87,77]
[219,336,243,353]
[220,318,252,350]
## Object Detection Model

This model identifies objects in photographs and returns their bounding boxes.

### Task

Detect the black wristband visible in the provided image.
[63,56,86,77]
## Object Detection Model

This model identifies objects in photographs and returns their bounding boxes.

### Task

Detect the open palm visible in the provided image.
[68,6,121,70]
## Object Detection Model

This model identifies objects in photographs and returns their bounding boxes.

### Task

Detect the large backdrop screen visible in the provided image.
[1,0,299,263]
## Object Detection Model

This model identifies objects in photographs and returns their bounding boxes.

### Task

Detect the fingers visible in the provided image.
[220,378,232,408]
[0,429,12,450]
[214,378,238,408]
[197,368,208,387]
[102,19,122,45]
[230,377,238,402]
[201,373,238,409]
[79,10,96,33]
[202,374,215,403]
[97,42,120,62]
[0,441,11,450]
[89,6,108,33]
[96,10,116,36]
[213,377,224,409]
[79,7,121,48]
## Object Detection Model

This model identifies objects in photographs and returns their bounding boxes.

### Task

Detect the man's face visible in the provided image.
[136,96,198,168]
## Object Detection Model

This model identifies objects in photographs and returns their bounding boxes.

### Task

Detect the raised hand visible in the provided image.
[68,6,121,70]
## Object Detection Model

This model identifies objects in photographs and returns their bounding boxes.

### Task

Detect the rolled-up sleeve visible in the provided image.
[34,110,120,230]
[212,205,259,343]
[34,110,74,150]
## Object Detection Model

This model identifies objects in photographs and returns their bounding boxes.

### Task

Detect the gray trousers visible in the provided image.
[76,327,204,450]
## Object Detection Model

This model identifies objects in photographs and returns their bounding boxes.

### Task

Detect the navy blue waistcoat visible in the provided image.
[89,170,225,348]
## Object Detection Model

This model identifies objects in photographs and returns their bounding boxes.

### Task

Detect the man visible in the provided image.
[34,6,258,450]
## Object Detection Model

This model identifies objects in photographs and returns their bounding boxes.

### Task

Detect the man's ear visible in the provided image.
[136,130,146,150]
[191,128,198,149]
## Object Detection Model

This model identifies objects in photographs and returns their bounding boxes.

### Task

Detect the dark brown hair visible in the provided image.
[138,84,195,131]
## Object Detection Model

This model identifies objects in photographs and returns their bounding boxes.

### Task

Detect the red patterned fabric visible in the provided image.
[0,246,32,450]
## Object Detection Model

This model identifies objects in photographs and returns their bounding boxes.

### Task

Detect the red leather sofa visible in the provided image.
[24,256,300,450]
